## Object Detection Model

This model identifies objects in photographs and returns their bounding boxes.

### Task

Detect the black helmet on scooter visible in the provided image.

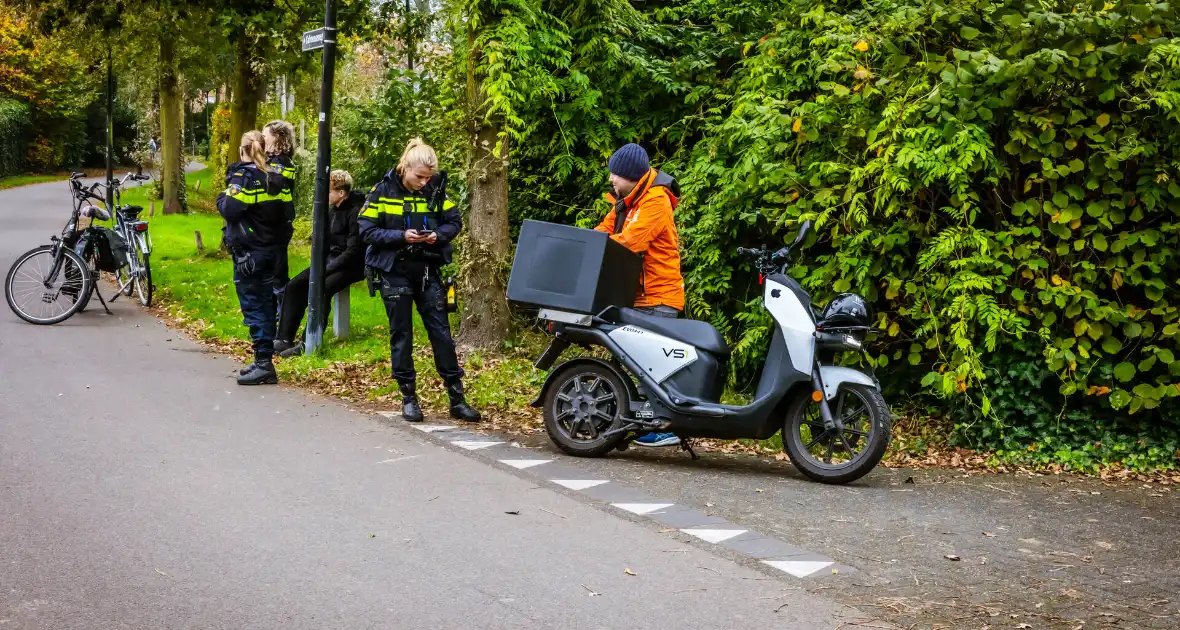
[819,293,871,328]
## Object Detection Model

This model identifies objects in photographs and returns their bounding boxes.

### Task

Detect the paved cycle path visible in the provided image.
[0,176,874,628]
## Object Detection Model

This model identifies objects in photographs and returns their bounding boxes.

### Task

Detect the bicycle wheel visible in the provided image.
[5,245,93,325]
[134,247,152,307]
[75,243,97,313]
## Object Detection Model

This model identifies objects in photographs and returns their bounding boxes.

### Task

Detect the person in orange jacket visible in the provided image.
[595,143,685,447]
[595,143,685,318]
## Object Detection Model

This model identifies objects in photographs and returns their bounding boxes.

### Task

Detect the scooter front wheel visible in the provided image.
[782,384,891,484]
[543,362,629,457]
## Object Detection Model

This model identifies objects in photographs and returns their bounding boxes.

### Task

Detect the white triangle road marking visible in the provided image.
[499,459,554,470]
[612,503,674,515]
[682,528,747,544]
[377,411,400,419]
[552,479,609,491]
[451,440,504,451]
[412,424,458,433]
[762,560,833,577]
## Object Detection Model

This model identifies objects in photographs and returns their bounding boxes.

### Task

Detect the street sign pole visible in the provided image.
[304,0,337,356]
[105,45,114,208]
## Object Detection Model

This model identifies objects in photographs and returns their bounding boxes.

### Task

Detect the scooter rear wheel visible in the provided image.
[782,384,891,484]
[543,362,629,457]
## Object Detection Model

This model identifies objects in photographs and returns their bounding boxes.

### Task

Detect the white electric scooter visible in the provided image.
[530,221,890,484]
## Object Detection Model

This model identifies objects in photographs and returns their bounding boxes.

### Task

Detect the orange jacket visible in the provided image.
[595,169,684,310]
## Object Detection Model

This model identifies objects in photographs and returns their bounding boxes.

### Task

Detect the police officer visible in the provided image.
[217,131,288,385]
[263,120,297,314]
[358,138,481,422]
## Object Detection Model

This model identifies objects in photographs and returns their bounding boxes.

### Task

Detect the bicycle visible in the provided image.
[105,175,154,307]
[4,172,150,324]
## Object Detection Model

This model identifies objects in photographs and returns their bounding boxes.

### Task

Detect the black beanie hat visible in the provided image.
[608,143,650,182]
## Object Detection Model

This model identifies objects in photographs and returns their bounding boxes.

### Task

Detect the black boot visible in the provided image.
[277,341,304,358]
[399,381,424,422]
[447,380,482,422]
[273,339,295,354]
[239,362,255,376]
[238,358,278,386]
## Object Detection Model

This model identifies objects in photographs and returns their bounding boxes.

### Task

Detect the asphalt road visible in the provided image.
[0,177,870,628]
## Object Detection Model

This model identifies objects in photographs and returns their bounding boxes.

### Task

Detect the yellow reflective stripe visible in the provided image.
[359,201,404,219]
[443,199,455,211]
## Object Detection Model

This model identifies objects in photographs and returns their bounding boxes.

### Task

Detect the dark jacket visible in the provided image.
[358,171,461,273]
[326,190,366,275]
[216,161,289,249]
[267,154,297,228]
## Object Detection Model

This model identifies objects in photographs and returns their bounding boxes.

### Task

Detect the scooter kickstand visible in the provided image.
[680,438,699,461]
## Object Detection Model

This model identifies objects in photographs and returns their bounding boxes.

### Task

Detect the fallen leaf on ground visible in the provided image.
[504,510,520,515]
[944,554,961,561]
[983,532,996,537]
[624,568,636,576]
[1095,541,1113,550]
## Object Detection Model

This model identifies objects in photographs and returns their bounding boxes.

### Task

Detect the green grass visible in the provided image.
[0,174,68,190]
[145,166,547,414]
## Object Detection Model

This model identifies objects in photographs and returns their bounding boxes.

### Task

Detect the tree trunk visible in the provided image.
[159,37,183,215]
[456,65,512,349]
[229,37,262,146]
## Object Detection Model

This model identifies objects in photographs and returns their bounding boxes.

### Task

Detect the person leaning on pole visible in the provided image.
[274,170,366,357]
[358,138,481,423]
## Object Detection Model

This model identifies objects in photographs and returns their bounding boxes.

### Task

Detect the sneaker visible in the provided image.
[634,432,680,447]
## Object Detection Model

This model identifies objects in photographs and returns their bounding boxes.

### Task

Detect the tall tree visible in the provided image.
[158,35,184,213]
[450,0,570,348]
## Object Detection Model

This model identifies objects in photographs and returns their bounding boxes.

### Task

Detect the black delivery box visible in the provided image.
[507,219,642,314]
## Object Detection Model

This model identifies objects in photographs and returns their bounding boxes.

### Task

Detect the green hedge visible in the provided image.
[0,97,29,177]
[333,0,1180,470]
[676,0,1180,469]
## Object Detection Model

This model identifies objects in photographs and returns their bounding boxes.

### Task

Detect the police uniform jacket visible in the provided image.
[216,161,289,249]
[358,172,460,273]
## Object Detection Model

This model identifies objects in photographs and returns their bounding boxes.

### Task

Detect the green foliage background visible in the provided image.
[330,0,1180,471]
[0,97,30,177]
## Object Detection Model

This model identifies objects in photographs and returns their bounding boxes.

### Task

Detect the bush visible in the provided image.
[208,103,232,180]
[0,97,29,177]
[678,0,1180,429]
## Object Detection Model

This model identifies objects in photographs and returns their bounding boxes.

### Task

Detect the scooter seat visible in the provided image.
[616,308,730,357]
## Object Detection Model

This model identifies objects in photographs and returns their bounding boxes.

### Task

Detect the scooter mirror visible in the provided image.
[791,220,811,249]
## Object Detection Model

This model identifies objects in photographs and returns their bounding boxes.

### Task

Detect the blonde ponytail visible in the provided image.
[239,131,271,174]
[396,137,438,174]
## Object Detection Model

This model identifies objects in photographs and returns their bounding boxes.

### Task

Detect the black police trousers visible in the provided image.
[378,261,463,386]
[232,245,280,360]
